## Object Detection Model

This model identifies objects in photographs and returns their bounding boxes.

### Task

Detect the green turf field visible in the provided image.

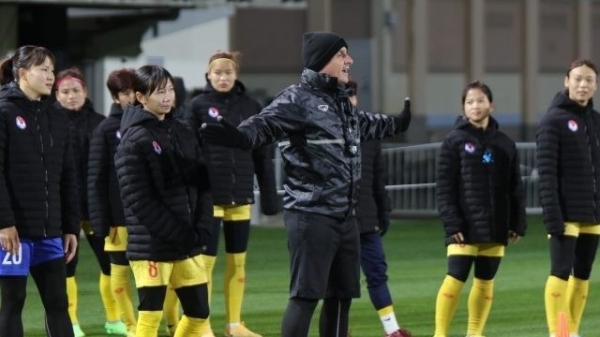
[21,216,600,336]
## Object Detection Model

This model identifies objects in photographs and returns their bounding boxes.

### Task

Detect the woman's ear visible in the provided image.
[135,91,145,105]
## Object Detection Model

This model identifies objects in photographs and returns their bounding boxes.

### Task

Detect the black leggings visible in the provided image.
[137,284,209,319]
[203,218,251,256]
[0,257,73,337]
[447,255,502,282]
[549,233,599,280]
[66,230,111,277]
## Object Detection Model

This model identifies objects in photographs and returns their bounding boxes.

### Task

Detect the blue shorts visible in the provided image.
[0,237,64,276]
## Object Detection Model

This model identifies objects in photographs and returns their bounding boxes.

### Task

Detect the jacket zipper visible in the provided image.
[34,111,50,236]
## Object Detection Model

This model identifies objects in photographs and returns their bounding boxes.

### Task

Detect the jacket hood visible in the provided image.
[549,89,594,115]
[454,115,500,132]
[108,103,125,118]
[120,104,160,132]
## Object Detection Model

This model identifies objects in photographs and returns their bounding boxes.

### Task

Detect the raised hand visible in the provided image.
[200,116,251,149]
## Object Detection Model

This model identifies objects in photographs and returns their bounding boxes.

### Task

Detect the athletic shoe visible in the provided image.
[224,322,262,337]
[72,323,86,337]
[105,320,128,335]
[387,328,412,337]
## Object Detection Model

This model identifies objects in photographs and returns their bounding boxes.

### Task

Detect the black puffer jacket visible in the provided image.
[0,83,79,238]
[115,105,213,261]
[186,80,279,214]
[88,103,126,238]
[536,90,600,234]
[358,140,390,234]
[58,99,105,220]
[237,69,410,219]
[436,116,526,245]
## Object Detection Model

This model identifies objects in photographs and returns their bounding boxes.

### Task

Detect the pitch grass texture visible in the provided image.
[20,216,600,336]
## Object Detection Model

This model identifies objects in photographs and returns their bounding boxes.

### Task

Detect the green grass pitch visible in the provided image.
[20,216,600,336]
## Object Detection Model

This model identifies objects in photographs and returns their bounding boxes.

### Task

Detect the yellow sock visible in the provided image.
[136,310,162,337]
[100,273,120,322]
[173,315,206,337]
[467,278,494,335]
[545,275,569,334]
[224,252,246,323]
[164,286,180,328]
[111,264,137,331]
[201,255,216,328]
[434,275,464,336]
[567,276,588,334]
[66,276,79,324]
[202,255,217,306]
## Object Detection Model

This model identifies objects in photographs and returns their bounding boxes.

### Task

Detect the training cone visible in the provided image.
[556,311,569,337]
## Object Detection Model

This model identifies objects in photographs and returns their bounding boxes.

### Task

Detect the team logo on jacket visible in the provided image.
[567,120,578,132]
[464,142,476,153]
[208,107,220,118]
[318,104,329,112]
[152,141,162,154]
[116,129,122,139]
[15,116,26,130]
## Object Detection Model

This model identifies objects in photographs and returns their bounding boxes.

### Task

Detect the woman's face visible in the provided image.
[463,88,493,127]
[565,65,597,106]
[115,89,135,110]
[136,79,175,120]
[56,77,87,111]
[19,57,55,100]
[207,59,237,93]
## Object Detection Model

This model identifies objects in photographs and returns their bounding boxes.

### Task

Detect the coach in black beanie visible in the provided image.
[303,31,348,72]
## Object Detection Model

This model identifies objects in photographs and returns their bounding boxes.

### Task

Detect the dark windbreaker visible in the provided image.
[536,90,600,234]
[0,82,79,238]
[436,116,527,245]
[236,69,410,219]
[115,105,213,261]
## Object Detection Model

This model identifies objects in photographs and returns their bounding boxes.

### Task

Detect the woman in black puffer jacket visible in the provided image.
[116,65,212,337]
[537,59,600,337]
[185,50,278,337]
[0,45,79,337]
[434,81,526,337]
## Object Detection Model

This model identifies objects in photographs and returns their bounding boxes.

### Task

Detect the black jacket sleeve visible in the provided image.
[509,146,527,236]
[436,134,465,236]
[536,118,564,234]
[88,125,111,238]
[61,126,81,235]
[0,107,15,228]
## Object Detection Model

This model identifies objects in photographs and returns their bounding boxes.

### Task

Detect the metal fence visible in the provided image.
[266,142,540,219]
[382,142,540,217]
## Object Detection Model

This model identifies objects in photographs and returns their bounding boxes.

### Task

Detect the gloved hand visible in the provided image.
[260,193,281,216]
[377,211,391,236]
[177,229,199,255]
[200,116,251,150]
[394,97,411,133]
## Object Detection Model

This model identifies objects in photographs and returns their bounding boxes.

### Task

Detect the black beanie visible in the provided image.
[302,31,348,72]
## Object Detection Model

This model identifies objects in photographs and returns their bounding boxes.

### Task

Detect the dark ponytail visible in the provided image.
[0,57,14,85]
